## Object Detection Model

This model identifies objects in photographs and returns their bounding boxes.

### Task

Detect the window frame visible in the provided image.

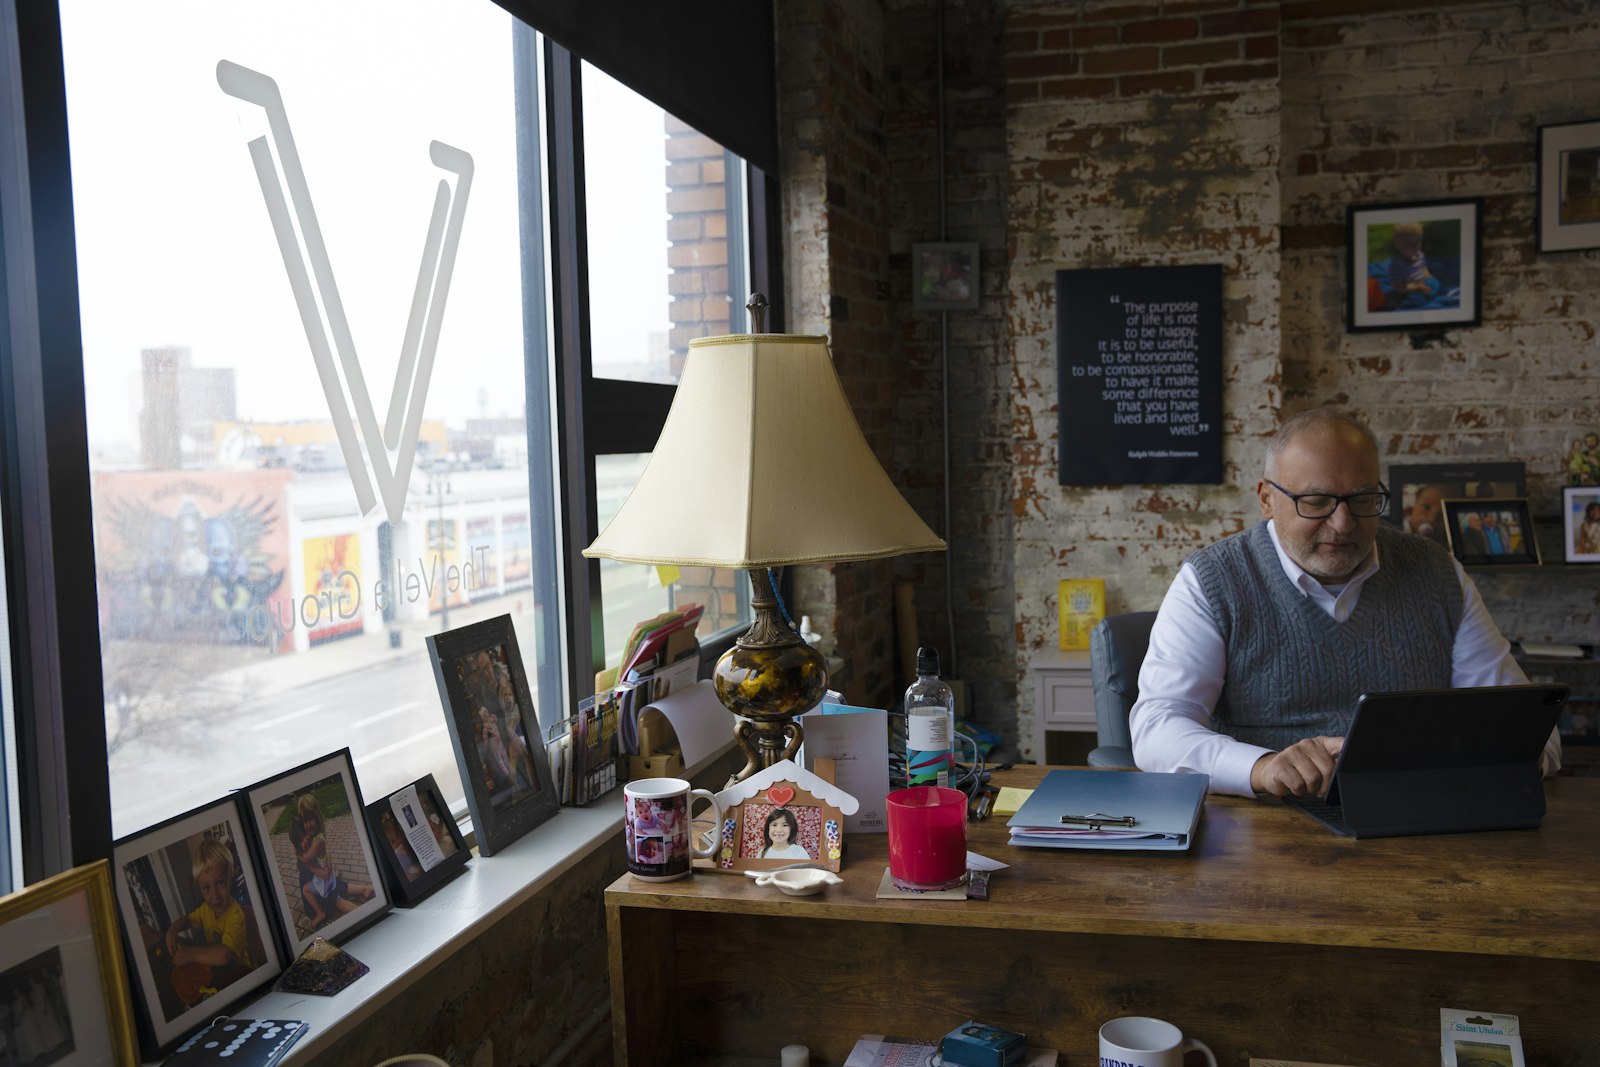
[1,4,780,879]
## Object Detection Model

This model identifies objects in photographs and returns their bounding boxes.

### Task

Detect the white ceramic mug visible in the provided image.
[623,777,721,881]
[1098,1017,1216,1067]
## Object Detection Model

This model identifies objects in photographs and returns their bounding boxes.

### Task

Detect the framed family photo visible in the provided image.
[1386,461,1526,549]
[242,749,390,957]
[1537,118,1600,253]
[363,774,470,906]
[111,797,285,1055]
[706,759,856,874]
[1347,199,1481,332]
[1562,485,1600,563]
[911,241,980,311]
[0,860,139,1066]
[1442,498,1540,566]
[427,615,558,856]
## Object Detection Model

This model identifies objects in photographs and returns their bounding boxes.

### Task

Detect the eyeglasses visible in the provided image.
[1265,479,1390,519]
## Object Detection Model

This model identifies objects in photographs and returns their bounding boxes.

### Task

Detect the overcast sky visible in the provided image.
[58,0,671,450]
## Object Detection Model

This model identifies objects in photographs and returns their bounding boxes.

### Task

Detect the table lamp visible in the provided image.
[584,296,946,781]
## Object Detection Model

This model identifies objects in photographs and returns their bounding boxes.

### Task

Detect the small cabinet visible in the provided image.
[1030,649,1094,762]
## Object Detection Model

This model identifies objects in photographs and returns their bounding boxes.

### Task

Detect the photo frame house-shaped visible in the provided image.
[702,758,859,874]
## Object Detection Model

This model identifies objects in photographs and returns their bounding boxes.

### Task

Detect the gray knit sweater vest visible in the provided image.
[1186,521,1462,750]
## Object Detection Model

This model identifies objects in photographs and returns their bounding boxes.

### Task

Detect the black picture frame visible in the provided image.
[1347,198,1481,332]
[111,795,287,1057]
[911,241,980,311]
[1537,118,1600,253]
[426,614,559,856]
[363,774,471,906]
[1561,485,1600,564]
[241,748,391,958]
[1442,498,1540,566]
[1385,460,1527,549]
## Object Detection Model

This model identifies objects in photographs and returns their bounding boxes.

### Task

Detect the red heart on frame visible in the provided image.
[767,785,795,808]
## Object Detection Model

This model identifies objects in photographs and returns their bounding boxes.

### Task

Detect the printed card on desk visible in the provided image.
[802,703,890,833]
[1440,1008,1525,1067]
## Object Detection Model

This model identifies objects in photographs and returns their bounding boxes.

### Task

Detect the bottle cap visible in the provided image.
[916,646,940,674]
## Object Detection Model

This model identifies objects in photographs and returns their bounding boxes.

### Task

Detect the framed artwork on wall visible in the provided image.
[1537,118,1600,253]
[1442,498,1540,567]
[426,614,558,856]
[912,241,980,311]
[1347,199,1481,332]
[112,796,286,1056]
[242,749,391,957]
[0,860,139,1066]
[1562,485,1600,563]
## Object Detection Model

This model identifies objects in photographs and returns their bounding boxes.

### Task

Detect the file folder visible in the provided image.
[1007,768,1208,850]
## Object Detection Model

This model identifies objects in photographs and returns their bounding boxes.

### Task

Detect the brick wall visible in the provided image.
[1004,0,1286,756]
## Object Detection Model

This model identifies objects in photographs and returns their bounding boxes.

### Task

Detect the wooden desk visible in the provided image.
[606,768,1600,1066]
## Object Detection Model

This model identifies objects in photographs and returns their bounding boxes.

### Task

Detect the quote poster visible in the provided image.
[1056,264,1223,485]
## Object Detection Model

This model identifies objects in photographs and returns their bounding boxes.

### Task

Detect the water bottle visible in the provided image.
[904,646,955,788]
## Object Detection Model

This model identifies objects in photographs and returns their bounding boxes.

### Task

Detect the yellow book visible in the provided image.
[1057,578,1105,651]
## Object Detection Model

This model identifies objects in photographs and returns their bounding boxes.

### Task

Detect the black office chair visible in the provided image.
[1087,611,1158,769]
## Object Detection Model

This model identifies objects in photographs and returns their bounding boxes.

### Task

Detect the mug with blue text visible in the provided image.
[1099,1017,1216,1067]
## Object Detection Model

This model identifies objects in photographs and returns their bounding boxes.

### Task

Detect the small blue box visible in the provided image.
[940,1020,1028,1067]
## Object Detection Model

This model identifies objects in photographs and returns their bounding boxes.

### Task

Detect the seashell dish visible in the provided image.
[745,868,843,896]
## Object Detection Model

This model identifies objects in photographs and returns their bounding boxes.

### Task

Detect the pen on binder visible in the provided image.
[1060,812,1136,830]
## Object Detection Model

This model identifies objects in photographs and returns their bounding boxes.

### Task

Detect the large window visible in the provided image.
[42,2,770,845]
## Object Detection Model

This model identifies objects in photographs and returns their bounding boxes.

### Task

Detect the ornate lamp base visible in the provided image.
[712,569,828,782]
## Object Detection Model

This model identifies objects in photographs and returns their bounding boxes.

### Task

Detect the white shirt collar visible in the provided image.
[1265,518,1380,605]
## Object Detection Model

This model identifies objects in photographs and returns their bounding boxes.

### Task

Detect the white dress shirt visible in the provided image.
[1129,520,1561,796]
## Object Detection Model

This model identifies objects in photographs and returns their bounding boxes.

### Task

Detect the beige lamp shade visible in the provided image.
[583,334,946,568]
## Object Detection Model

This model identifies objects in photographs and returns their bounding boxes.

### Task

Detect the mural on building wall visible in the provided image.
[501,513,531,588]
[302,533,363,645]
[93,470,293,649]
[466,517,499,588]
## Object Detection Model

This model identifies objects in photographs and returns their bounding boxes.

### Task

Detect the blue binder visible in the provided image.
[1007,768,1208,851]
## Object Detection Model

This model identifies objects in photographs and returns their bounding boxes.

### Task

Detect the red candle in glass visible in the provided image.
[886,785,968,890]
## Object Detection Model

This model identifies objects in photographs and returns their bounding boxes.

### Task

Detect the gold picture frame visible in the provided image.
[0,859,139,1065]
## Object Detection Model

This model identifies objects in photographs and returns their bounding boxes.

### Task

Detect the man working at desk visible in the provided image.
[1129,409,1561,798]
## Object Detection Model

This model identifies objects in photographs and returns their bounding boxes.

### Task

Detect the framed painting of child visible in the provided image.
[1347,199,1481,332]
[111,795,286,1056]
[242,749,391,958]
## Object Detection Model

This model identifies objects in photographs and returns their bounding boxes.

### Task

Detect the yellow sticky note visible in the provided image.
[655,564,682,587]
[991,787,1033,817]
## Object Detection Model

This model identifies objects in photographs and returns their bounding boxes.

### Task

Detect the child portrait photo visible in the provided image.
[112,798,284,1053]
[244,750,389,955]
[1563,486,1600,563]
[1348,199,1480,331]
[452,642,543,812]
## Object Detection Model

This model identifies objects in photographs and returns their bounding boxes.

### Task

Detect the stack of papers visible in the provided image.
[1007,768,1208,851]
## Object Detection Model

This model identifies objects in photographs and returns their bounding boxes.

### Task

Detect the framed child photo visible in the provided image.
[0,860,139,1067]
[912,241,980,311]
[1562,485,1600,563]
[112,796,285,1056]
[363,774,470,906]
[427,614,558,856]
[1347,199,1481,332]
[242,749,390,957]
[1442,498,1540,567]
[706,758,857,874]
[1537,118,1600,253]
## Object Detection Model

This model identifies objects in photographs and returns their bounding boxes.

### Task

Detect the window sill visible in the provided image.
[145,741,735,1066]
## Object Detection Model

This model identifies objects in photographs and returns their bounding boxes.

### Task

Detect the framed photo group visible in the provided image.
[6,612,556,1059]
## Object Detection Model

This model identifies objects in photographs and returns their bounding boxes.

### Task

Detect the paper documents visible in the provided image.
[802,703,890,833]
[635,679,727,770]
[1007,768,1207,851]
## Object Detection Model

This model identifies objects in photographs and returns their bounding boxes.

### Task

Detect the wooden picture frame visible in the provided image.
[1385,461,1526,549]
[1538,118,1600,253]
[704,759,858,874]
[1442,498,1540,566]
[426,614,558,856]
[912,241,980,311]
[0,859,139,1066]
[111,796,286,1056]
[1347,199,1481,332]
[363,774,471,906]
[242,748,390,957]
[1562,485,1600,564]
